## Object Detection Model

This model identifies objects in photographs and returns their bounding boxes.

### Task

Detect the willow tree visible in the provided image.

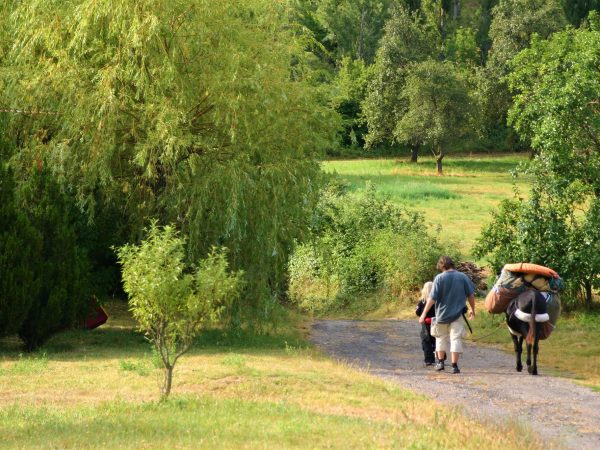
[4,0,338,326]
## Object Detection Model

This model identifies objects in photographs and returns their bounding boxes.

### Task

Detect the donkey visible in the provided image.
[505,290,550,375]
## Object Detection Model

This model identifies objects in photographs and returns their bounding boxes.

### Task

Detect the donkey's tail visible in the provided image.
[526,293,536,344]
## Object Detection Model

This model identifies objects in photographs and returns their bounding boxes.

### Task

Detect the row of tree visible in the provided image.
[291,0,599,166]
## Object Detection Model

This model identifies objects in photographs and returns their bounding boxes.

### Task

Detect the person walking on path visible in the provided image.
[419,256,476,374]
[415,281,436,366]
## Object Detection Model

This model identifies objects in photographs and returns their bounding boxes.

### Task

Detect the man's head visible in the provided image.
[437,256,455,272]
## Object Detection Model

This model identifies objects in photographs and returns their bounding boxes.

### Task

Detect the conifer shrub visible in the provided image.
[0,164,40,337]
[17,168,92,351]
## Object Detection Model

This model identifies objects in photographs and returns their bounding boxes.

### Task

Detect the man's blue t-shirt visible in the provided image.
[430,270,474,323]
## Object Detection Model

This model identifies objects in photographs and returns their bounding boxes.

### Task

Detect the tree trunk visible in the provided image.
[161,365,174,400]
[584,280,593,307]
[453,0,460,20]
[410,143,420,163]
[435,146,445,175]
[439,4,446,40]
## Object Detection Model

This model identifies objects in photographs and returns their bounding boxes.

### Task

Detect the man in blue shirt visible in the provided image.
[419,256,475,374]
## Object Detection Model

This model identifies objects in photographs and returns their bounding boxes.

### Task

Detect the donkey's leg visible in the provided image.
[526,336,536,374]
[531,334,539,376]
[511,334,522,372]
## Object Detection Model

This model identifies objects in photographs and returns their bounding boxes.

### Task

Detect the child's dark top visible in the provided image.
[415,298,435,324]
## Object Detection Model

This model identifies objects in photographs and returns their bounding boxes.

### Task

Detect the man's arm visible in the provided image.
[467,294,475,320]
[419,298,436,324]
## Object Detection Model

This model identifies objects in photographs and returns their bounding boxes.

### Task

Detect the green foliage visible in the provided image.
[329,57,373,153]
[363,5,437,149]
[395,59,475,172]
[292,0,398,64]
[508,20,600,189]
[487,19,600,306]
[288,183,456,313]
[477,0,567,149]
[445,27,480,66]
[0,163,39,338]
[475,0,498,65]
[17,167,92,351]
[117,222,243,399]
[488,0,567,71]
[3,0,337,328]
[474,178,600,307]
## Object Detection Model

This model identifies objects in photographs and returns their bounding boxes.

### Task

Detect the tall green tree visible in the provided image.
[362,5,437,159]
[3,0,338,327]
[18,167,92,350]
[508,16,600,193]
[475,0,498,65]
[394,60,475,174]
[478,0,567,149]
[488,0,566,71]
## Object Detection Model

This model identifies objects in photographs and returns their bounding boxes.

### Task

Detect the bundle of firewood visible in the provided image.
[456,261,487,292]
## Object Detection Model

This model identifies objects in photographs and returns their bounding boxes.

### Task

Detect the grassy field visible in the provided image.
[323,154,530,257]
[0,302,541,449]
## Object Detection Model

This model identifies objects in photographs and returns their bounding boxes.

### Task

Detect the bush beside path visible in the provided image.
[311,319,600,449]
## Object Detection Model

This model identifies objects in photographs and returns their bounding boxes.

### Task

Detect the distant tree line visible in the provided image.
[291,0,599,167]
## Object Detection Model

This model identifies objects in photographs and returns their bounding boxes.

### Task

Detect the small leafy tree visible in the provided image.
[117,223,243,400]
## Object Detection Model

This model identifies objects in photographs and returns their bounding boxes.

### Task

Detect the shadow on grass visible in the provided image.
[339,173,469,193]
[441,157,525,173]
[0,321,308,362]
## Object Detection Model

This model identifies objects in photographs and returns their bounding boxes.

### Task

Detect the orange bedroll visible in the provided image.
[503,263,559,279]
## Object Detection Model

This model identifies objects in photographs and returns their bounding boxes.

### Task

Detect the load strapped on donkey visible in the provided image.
[484,263,564,340]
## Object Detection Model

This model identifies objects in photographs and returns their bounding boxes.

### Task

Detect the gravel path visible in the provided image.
[311,319,600,450]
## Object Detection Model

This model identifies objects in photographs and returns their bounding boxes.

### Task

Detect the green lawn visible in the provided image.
[323,154,530,257]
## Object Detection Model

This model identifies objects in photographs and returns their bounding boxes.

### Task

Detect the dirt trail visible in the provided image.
[311,319,600,450]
